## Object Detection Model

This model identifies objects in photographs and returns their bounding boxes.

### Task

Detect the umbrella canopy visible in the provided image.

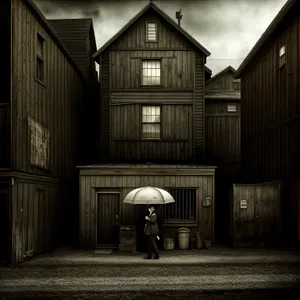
[123,186,175,205]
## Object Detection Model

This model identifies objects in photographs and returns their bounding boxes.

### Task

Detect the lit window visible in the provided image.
[36,34,44,83]
[142,60,161,86]
[279,45,286,67]
[146,22,157,41]
[142,106,161,139]
[227,104,237,112]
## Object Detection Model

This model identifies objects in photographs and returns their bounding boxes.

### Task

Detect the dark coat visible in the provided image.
[144,211,159,236]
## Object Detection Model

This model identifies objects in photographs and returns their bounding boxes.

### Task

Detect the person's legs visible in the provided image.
[150,236,159,259]
[145,236,152,259]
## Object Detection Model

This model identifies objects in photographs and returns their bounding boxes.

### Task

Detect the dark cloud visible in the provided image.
[33,0,288,74]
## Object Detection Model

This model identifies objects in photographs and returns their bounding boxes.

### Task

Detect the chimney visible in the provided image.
[176,9,183,27]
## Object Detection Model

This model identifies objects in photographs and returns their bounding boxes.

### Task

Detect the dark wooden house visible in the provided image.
[0,0,96,264]
[205,66,241,244]
[235,0,300,245]
[78,1,217,251]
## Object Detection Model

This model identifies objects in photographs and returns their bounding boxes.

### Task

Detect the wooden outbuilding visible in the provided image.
[0,0,97,264]
[78,164,215,250]
[235,0,300,245]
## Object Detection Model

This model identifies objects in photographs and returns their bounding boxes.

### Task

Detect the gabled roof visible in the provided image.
[235,0,298,78]
[206,66,236,85]
[205,66,212,75]
[24,0,87,86]
[93,0,210,61]
[48,18,96,76]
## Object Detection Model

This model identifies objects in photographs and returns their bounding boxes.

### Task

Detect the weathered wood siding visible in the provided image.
[79,172,215,248]
[206,72,235,91]
[110,104,193,161]
[230,182,282,247]
[0,105,10,168]
[12,0,84,178]
[1,0,11,105]
[194,52,205,162]
[205,102,241,170]
[10,176,67,264]
[109,50,195,89]
[98,8,205,163]
[240,4,300,182]
[107,10,197,51]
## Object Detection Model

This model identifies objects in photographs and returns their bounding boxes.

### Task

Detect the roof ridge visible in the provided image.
[93,0,210,60]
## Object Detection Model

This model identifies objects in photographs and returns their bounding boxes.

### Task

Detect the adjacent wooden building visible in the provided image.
[0,0,97,264]
[235,0,300,245]
[205,66,241,244]
[78,1,216,250]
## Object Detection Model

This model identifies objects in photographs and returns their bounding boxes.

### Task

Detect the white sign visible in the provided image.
[240,200,247,209]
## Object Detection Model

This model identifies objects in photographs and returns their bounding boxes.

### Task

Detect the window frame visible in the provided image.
[279,44,286,68]
[227,103,237,112]
[146,21,157,42]
[36,33,45,85]
[162,188,198,226]
[141,58,162,87]
[141,105,162,140]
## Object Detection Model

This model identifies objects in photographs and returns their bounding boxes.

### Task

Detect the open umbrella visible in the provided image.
[123,186,175,205]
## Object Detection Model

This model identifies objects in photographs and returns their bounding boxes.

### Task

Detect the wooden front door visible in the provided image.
[0,189,9,263]
[97,193,119,248]
[232,183,281,247]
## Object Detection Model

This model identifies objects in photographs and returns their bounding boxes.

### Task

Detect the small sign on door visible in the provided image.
[240,200,247,209]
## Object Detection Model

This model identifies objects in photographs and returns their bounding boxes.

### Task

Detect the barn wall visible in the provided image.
[109,104,193,162]
[10,175,68,264]
[240,4,300,181]
[12,0,84,178]
[0,0,11,105]
[109,50,195,89]
[205,100,241,244]
[79,173,215,248]
[0,105,10,168]
[230,182,282,247]
[194,52,205,163]
[205,101,241,168]
[206,72,235,91]
[107,10,197,51]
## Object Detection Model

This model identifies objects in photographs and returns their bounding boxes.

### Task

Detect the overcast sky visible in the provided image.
[34,0,287,75]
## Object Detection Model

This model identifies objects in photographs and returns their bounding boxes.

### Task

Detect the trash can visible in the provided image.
[177,227,190,249]
[164,238,175,250]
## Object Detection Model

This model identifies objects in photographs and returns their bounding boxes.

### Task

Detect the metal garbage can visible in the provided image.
[177,227,190,249]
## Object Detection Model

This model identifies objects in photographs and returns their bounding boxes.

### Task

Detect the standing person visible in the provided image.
[144,205,160,259]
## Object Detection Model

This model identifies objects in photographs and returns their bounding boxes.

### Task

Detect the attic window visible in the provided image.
[227,104,237,112]
[279,45,286,67]
[146,22,157,42]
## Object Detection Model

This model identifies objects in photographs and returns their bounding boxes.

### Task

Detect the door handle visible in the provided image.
[116,214,119,226]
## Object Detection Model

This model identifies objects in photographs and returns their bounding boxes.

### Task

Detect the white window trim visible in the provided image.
[146,21,157,42]
[227,104,237,112]
[141,105,161,139]
[142,59,161,86]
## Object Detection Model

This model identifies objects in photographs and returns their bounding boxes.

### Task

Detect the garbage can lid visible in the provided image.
[177,227,190,233]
